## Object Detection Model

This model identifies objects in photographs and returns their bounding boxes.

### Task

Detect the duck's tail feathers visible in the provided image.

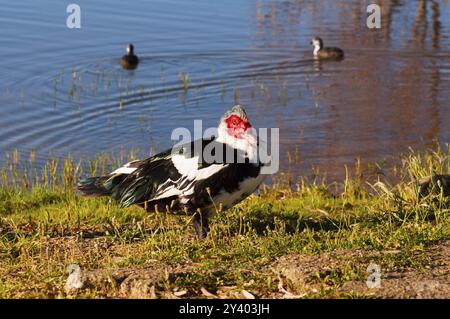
[77,176,113,197]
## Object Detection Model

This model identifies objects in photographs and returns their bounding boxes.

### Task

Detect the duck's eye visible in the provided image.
[232,119,238,125]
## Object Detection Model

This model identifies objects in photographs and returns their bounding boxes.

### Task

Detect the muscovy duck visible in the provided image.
[120,43,139,70]
[310,37,344,60]
[77,105,268,239]
[418,174,450,198]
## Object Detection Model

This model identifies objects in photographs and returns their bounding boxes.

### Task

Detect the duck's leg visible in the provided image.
[192,212,209,240]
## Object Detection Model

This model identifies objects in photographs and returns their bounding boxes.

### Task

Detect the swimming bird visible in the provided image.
[77,105,268,239]
[310,37,344,60]
[120,43,139,70]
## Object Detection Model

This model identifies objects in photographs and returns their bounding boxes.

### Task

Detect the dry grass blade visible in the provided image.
[241,289,255,299]
[200,287,217,298]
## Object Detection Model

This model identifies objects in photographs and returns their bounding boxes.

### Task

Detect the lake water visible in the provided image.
[1,0,449,181]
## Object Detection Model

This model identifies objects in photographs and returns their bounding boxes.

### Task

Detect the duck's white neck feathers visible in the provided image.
[313,45,321,56]
[216,123,258,162]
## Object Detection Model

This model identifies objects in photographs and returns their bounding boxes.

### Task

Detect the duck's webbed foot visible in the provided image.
[192,212,210,240]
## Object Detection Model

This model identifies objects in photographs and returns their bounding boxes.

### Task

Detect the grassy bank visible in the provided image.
[0,146,449,298]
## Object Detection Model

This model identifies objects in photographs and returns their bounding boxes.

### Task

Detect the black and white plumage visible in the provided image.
[418,174,450,199]
[77,105,268,238]
[310,37,344,60]
[120,43,139,70]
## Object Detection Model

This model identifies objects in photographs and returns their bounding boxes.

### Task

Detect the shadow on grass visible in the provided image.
[221,202,445,237]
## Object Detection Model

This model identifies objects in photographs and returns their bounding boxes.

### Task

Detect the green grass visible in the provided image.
[0,145,449,298]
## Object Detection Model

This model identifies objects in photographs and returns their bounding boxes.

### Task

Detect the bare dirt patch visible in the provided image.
[271,241,449,298]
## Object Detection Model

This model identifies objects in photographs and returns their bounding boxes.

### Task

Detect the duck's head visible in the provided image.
[126,43,134,55]
[310,37,323,53]
[217,105,256,148]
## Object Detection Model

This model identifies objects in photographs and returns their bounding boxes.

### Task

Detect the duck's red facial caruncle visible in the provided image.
[225,114,251,139]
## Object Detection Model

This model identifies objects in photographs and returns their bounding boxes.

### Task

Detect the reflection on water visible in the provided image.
[0,0,449,181]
